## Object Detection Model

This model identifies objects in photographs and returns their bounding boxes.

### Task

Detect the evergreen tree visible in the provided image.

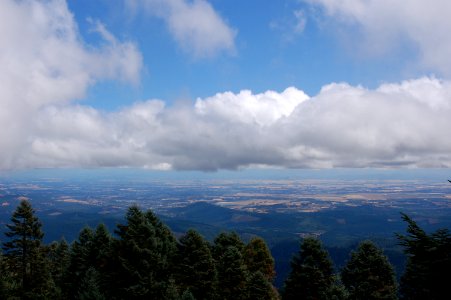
[77,267,106,300]
[212,231,245,260]
[65,223,113,299]
[176,229,216,300]
[243,237,279,300]
[2,200,53,299]
[112,206,177,299]
[216,245,248,300]
[397,213,451,300]
[341,241,397,300]
[282,237,336,300]
[243,237,276,281]
[48,238,71,298]
[66,226,95,299]
[246,271,279,300]
[0,250,11,299]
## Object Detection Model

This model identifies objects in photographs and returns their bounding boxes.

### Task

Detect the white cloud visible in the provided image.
[9,77,451,171]
[305,0,451,75]
[2,1,451,172]
[127,0,236,58]
[0,0,142,169]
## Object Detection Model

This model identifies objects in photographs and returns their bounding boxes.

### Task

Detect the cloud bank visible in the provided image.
[306,0,451,75]
[7,76,451,171]
[2,0,451,171]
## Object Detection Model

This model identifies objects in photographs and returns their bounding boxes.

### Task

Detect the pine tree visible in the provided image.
[77,267,106,300]
[216,245,248,300]
[341,240,397,300]
[176,229,216,300]
[243,237,279,300]
[246,271,279,300]
[0,250,11,299]
[397,213,451,300]
[282,237,336,300]
[243,237,276,281]
[48,238,71,298]
[212,231,245,260]
[2,200,53,299]
[112,206,177,299]
[66,226,95,299]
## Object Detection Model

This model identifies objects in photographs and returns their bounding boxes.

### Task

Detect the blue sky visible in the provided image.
[1,0,451,172]
[67,0,414,110]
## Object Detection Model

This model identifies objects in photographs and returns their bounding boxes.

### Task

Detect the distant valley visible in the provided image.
[1,176,450,286]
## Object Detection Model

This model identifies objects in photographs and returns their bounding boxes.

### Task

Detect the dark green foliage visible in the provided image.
[246,271,279,300]
[48,238,71,298]
[212,231,245,260]
[341,241,397,300]
[397,213,451,300]
[66,223,113,299]
[243,237,279,300]
[180,289,196,300]
[176,229,216,300]
[112,205,177,299]
[282,237,337,300]
[66,226,95,298]
[77,267,106,300]
[2,200,53,299]
[2,199,450,300]
[216,245,248,300]
[0,251,11,299]
[243,237,276,281]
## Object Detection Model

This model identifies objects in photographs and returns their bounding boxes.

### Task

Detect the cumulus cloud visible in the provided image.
[305,0,451,75]
[10,77,451,171]
[127,0,236,58]
[0,0,142,169]
[2,1,451,172]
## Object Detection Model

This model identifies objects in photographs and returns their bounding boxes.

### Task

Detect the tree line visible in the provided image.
[0,200,450,299]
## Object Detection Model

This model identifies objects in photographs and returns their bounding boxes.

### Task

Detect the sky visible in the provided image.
[1,0,451,172]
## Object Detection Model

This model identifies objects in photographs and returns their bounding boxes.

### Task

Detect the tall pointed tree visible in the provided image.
[2,200,52,299]
[341,240,397,300]
[66,226,95,299]
[397,213,451,300]
[282,237,336,300]
[243,237,276,281]
[112,206,177,299]
[216,245,248,300]
[212,231,245,260]
[175,229,216,300]
[48,238,71,298]
[243,237,279,300]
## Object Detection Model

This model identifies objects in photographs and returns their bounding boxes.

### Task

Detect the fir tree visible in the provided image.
[246,271,279,300]
[176,229,216,300]
[341,240,397,300]
[66,226,95,299]
[0,250,11,299]
[282,237,337,300]
[48,238,71,298]
[216,245,248,300]
[112,206,177,299]
[397,213,451,300]
[243,237,279,300]
[2,200,53,299]
[77,267,106,300]
[212,231,245,260]
[243,237,276,281]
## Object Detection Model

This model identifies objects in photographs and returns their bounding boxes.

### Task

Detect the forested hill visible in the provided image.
[1,200,449,299]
